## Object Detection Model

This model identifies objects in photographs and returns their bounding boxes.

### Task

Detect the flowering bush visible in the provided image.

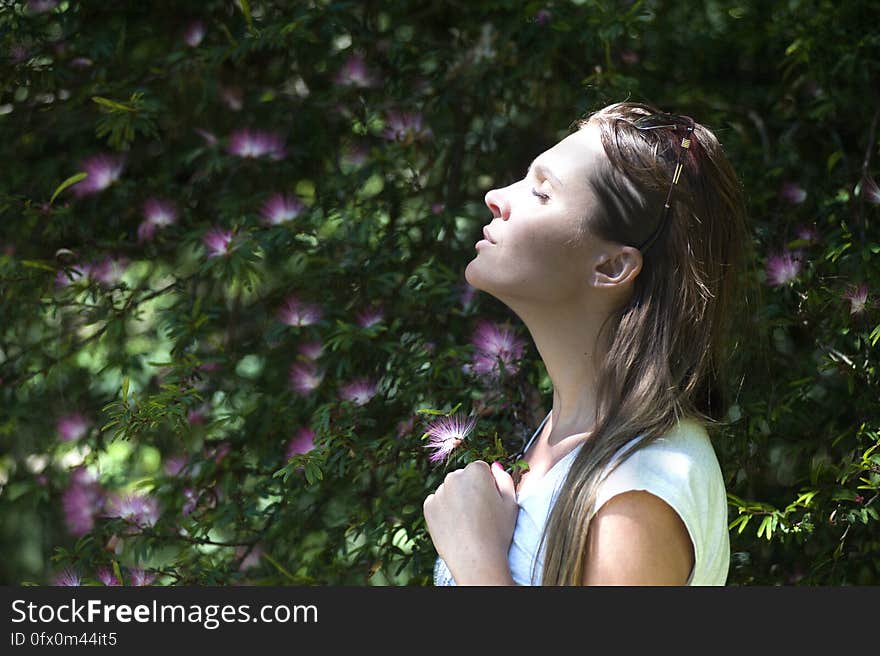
[0,0,878,586]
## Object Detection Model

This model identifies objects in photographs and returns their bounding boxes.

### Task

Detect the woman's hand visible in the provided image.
[423,460,519,585]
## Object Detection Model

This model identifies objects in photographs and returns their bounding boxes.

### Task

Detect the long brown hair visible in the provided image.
[535,101,759,585]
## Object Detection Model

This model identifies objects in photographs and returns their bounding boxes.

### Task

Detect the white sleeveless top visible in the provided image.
[433,411,730,586]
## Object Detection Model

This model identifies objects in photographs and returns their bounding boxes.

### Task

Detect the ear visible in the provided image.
[592,246,642,288]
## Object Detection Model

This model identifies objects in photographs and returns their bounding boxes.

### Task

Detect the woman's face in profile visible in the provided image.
[466,121,608,305]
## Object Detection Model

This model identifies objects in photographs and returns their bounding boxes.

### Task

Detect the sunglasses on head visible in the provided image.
[629,112,696,254]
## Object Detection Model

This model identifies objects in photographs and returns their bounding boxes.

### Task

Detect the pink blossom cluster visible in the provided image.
[463,320,527,380]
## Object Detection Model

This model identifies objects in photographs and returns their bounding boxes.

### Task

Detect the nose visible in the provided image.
[484,188,510,220]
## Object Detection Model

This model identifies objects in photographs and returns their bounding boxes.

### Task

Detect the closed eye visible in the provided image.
[532,188,550,203]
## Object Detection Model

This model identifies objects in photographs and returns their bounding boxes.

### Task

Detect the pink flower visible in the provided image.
[533,9,552,24]
[227,128,287,160]
[863,177,880,205]
[298,340,324,360]
[70,154,125,198]
[52,568,82,586]
[183,20,205,47]
[286,427,316,459]
[220,85,243,111]
[181,487,200,516]
[57,412,89,442]
[764,249,803,287]
[334,53,378,88]
[89,255,128,286]
[278,295,322,327]
[95,566,120,586]
[202,227,236,258]
[794,224,819,245]
[341,143,368,168]
[382,110,433,142]
[779,181,807,204]
[236,545,263,571]
[62,468,104,536]
[396,415,416,439]
[187,402,210,425]
[854,495,865,504]
[339,377,379,406]
[842,283,869,315]
[459,282,477,311]
[423,412,478,464]
[129,568,156,586]
[468,320,527,379]
[55,263,89,287]
[260,193,305,225]
[104,493,160,529]
[138,197,178,243]
[163,455,187,477]
[25,0,58,13]
[288,361,324,395]
[355,304,384,328]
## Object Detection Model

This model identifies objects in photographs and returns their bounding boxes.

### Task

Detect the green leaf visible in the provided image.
[238,0,253,30]
[91,96,136,112]
[49,172,87,204]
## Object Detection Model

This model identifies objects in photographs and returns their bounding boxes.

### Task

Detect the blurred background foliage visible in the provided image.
[0,0,878,585]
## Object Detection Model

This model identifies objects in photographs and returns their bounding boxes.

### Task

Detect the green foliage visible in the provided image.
[0,0,879,586]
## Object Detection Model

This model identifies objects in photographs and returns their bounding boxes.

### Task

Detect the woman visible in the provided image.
[423,101,753,586]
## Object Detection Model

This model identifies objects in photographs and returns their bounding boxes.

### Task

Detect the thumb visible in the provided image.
[490,461,515,498]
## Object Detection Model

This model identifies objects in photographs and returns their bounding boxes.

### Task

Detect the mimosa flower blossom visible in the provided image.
[286,427,316,459]
[52,568,82,586]
[764,249,803,287]
[95,566,120,586]
[459,282,477,311]
[355,304,384,328]
[467,320,527,379]
[842,282,870,315]
[70,154,125,197]
[339,377,379,406]
[183,20,205,47]
[62,467,105,536]
[260,193,305,225]
[129,568,156,586]
[202,227,236,258]
[104,493,160,529]
[779,181,807,204]
[25,0,58,13]
[289,361,324,395]
[334,53,378,88]
[278,295,322,327]
[227,128,287,160]
[863,177,880,205]
[298,340,324,360]
[57,412,89,442]
[382,110,433,142]
[138,197,178,243]
[794,224,819,244]
[423,412,478,464]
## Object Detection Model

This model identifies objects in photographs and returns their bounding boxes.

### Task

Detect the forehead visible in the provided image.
[541,122,605,176]
[542,123,605,168]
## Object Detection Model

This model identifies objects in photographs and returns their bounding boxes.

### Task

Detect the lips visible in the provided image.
[482,226,496,244]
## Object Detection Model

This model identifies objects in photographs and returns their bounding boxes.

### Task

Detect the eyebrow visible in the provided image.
[526,158,564,188]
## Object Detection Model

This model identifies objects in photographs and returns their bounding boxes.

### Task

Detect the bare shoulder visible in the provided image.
[581,490,695,586]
